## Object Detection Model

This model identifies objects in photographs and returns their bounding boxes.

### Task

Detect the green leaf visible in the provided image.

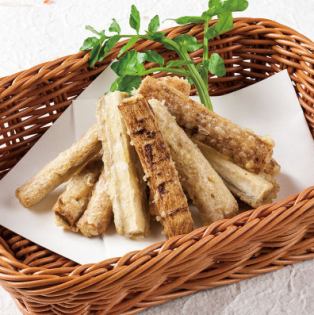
[129,4,141,34]
[120,75,142,92]
[207,0,224,15]
[206,12,233,39]
[147,32,176,51]
[147,31,178,52]
[109,18,121,34]
[173,34,202,52]
[88,43,101,68]
[223,0,249,11]
[80,37,99,51]
[118,36,139,57]
[148,15,160,33]
[107,35,121,49]
[110,77,121,92]
[98,35,120,61]
[205,0,247,39]
[111,50,145,76]
[208,53,226,76]
[208,0,222,7]
[144,50,164,65]
[110,75,142,93]
[85,25,102,36]
[148,31,166,42]
[173,16,205,25]
[207,0,248,16]
[167,59,193,67]
[217,12,233,32]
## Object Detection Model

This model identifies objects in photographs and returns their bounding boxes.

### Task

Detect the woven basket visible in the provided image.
[0,18,314,315]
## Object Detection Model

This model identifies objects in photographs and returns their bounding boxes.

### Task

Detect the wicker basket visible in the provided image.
[0,18,314,315]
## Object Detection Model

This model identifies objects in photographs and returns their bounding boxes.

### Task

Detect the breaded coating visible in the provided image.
[16,125,101,207]
[77,169,112,237]
[139,76,274,173]
[158,76,191,96]
[97,92,149,238]
[263,158,281,177]
[196,141,279,208]
[54,159,102,228]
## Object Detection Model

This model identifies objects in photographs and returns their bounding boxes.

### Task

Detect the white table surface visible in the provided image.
[0,0,314,314]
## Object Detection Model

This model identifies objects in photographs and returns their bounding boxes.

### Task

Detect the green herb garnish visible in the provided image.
[80,0,249,110]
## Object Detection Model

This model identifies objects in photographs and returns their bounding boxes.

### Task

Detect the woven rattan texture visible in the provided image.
[0,18,314,315]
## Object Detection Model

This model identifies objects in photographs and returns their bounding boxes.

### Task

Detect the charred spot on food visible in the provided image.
[190,126,199,135]
[133,128,156,139]
[157,182,166,195]
[133,128,146,135]
[146,131,156,139]
[144,144,153,165]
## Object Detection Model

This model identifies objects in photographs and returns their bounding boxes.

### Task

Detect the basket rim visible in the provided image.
[0,186,314,275]
[1,17,313,85]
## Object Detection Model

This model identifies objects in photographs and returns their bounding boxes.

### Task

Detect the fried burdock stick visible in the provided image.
[54,158,102,230]
[149,99,238,223]
[196,141,279,208]
[77,169,112,237]
[139,76,274,173]
[16,125,101,208]
[119,95,194,237]
[97,92,149,238]
[158,76,191,96]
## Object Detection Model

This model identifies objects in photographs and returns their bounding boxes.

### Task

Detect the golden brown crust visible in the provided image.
[196,141,279,208]
[139,76,274,173]
[54,159,102,228]
[157,76,191,96]
[55,214,79,233]
[119,95,194,237]
[150,99,238,223]
[77,169,112,237]
[263,158,281,176]
[16,125,101,208]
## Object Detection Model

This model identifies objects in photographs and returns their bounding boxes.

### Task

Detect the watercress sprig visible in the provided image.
[80,0,248,110]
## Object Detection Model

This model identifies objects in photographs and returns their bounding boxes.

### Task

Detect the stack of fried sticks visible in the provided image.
[16,77,279,238]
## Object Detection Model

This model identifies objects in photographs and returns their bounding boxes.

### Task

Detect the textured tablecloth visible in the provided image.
[0,0,314,314]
